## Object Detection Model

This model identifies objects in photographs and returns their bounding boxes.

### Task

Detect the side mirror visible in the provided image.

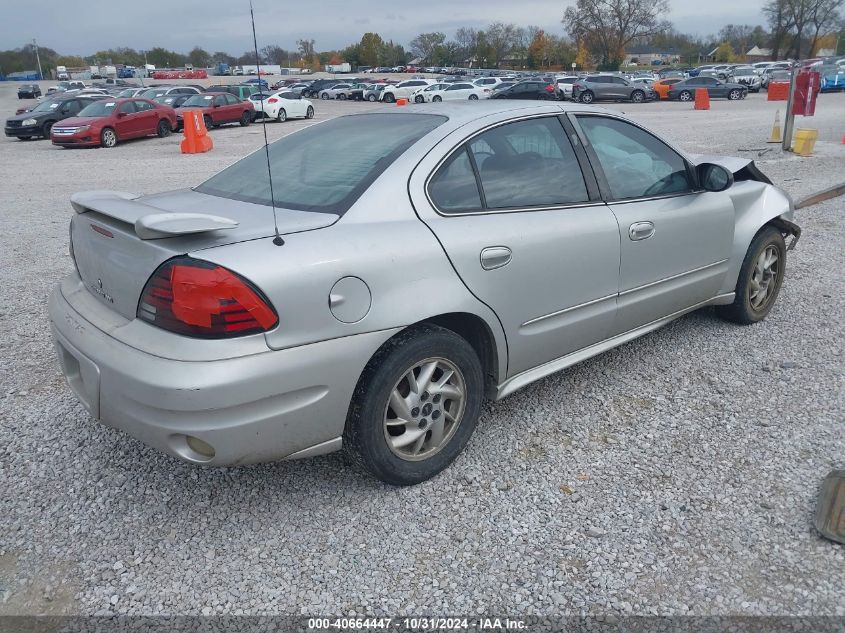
[117,111,127,118]
[213,103,221,108]
[698,163,734,192]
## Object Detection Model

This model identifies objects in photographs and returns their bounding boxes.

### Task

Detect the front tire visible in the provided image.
[468,94,479,100]
[384,92,396,103]
[306,105,314,119]
[344,324,483,486]
[630,89,645,103]
[100,127,117,148]
[414,95,424,103]
[203,115,213,131]
[320,92,329,100]
[715,226,786,325]
[367,94,377,102]
[579,90,594,104]
[42,121,54,138]
[432,95,442,102]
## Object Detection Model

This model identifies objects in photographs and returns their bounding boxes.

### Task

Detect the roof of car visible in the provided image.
[371,101,611,125]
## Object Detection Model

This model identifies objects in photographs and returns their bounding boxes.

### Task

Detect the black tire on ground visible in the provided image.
[432,95,442,102]
[729,89,742,100]
[42,121,54,138]
[277,108,287,122]
[18,136,32,140]
[678,90,693,102]
[580,91,594,104]
[630,89,645,103]
[415,95,424,103]
[384,92,396,103]
[339,93,347,100]
[367,94,377,102]
[320,92,329,100]
[239,111,251,126]
[306,106,314,119]
[156,119,171,137]
[344,324,484,486]
[715,226,786,325]
[203,115,213,131]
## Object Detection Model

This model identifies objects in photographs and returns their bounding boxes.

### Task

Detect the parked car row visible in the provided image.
[6,84,317,148]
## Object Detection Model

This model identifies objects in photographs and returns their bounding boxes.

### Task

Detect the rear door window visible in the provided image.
[428,149,482,212]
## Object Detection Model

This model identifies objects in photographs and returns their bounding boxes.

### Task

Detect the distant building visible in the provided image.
[745,46,773,62]
[623,46,682,66]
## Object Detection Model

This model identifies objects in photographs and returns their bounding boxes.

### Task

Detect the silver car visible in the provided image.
[49,102,800,485]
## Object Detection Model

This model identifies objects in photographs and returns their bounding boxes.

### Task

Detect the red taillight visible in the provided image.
[544,85,554,92]
[137,257,278,338]
[267,97,278,103]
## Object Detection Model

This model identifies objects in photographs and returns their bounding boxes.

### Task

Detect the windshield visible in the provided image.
[140,89,168,99]
[77,100,118,117]
[32,100,63,112]
[183,95,215,107]
[196,113,447,215]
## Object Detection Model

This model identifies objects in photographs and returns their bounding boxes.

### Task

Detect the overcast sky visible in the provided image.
[6,0,767,55]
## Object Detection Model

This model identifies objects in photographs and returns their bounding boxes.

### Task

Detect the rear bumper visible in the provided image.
[49,280,399,466]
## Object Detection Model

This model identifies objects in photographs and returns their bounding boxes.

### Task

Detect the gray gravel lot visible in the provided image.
[0,82,843,617]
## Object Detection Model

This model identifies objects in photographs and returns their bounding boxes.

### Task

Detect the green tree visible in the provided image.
[409,32,446,62]
[714,41,736,62]
[188,46,211,68]
[359,32,385,67]
[213,51,236,65]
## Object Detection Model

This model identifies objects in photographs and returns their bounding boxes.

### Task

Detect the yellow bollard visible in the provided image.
[767,110,781,144]
[792,128,818,157]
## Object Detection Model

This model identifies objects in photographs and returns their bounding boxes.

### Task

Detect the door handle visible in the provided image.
[480,246,512,270]
[629,221,655,241]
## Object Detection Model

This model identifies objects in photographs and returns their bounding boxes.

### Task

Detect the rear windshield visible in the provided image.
[196,113,447,215]
[78,100,117,117]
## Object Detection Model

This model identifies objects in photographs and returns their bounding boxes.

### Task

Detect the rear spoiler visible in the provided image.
[70,190,238,239]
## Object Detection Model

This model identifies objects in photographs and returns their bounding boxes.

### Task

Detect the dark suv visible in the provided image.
[5,94,104,140]
[301,79,350,98]
[572,75,656,104]
[18,84,42,99]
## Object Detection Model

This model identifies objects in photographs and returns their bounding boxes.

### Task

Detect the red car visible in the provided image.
[174,92,255,131]
[51,98,176,148]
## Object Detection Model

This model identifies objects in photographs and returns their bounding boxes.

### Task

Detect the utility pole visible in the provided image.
[32,38,43,80]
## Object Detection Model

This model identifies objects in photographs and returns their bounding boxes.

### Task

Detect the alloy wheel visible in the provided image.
[749,245,779,310]
[383,357,466,462]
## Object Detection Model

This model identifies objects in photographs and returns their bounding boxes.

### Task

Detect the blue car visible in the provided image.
[818,65,845,92]
[242,77,269,89]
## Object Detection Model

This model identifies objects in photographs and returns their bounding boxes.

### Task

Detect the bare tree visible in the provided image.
[297,39,316,59]
[562,0,672,68]
[485,22,521,67]
[763,0,842,58]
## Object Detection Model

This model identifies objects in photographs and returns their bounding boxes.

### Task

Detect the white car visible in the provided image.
[428,82,489,102]
[380,79,435,103]
[251,90,315,122]
[412,83,450,103]
[472,77,506,90]
[554,76,578,100]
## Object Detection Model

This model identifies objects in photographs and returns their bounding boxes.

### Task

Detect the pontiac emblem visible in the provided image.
[92,278,114,303]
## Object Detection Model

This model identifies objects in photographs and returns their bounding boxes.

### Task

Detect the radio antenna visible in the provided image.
[250,0,284,246]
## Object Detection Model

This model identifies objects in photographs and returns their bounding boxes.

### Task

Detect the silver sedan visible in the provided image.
[49,102,800,485]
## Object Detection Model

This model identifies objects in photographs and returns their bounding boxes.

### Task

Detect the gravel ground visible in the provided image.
[0,82,843,617]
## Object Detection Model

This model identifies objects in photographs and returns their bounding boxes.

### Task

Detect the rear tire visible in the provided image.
[239,111,251,126]
[715,226,786,325]
[306,105,314,119]
[631,89,645,103]
[203,115,213,131]
[276,108,287,122]
[320,92,329,100]
[729,89,742,100]
[678,90,693,102]
[344,324,483,486]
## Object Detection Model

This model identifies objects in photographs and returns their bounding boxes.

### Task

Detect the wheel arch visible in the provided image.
[717,182,799,296]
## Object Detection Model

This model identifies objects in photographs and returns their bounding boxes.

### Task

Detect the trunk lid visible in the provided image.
[70,188,337,319]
